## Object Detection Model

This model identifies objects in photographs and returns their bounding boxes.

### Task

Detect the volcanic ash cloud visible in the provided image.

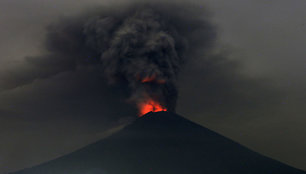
[83,4,216,113]
[3,3,216,114]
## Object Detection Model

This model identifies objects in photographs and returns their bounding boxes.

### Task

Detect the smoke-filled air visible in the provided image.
[88,4,215,115]
[5,3,216,116]
[2,1,306,173]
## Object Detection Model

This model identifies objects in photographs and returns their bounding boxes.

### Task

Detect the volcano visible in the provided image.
[12,112,305,174]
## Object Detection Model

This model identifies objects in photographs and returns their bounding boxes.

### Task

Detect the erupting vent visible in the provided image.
[138,99,167,116]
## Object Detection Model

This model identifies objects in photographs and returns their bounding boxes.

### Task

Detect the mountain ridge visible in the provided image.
[12,111,305,174]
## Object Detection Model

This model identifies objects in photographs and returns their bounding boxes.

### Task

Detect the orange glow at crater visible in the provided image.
[138,99,167,117]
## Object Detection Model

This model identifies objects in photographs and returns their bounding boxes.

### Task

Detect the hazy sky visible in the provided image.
[0,0,305,173]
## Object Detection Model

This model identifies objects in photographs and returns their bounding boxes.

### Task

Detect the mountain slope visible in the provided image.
[13,111,305,174]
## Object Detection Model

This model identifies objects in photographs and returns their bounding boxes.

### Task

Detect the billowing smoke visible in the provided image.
[2,3,216,113]
[1,1,306,173]
[84,5,215,112]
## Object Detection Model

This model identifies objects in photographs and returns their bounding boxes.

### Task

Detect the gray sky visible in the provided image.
[0,0,305,173]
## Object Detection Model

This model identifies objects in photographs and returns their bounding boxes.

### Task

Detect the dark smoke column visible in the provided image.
[83,4,216,113]
[8,3,216,114]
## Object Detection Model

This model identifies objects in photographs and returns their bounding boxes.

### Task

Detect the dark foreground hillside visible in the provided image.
[13,111,305,174]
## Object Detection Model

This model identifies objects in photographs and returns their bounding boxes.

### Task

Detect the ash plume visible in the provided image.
[85,5,215,111]
[2,3,216,112]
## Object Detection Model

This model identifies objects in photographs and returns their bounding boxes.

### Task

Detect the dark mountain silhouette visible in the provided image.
[12,111,305,174]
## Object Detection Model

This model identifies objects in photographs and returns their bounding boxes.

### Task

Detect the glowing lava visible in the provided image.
[138,99,167,117]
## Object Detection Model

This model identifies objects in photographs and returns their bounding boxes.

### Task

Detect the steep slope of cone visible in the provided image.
[12,111,305,174]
